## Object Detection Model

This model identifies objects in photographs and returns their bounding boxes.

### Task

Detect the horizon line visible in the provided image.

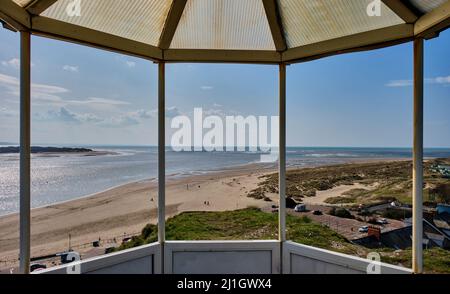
[2,143,450,149]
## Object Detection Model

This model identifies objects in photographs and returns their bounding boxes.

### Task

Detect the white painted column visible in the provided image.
[412,38,424,274]
[19,31,31,274]
[279,64,286,243]
[158,62,166,273]
[158,62,166,244]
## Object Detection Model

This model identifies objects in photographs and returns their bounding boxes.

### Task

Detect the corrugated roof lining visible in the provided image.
[12,0,33,7]
[20,0,449,52]
[41,0,173,46]
[409,0,448,13]
[170,0,276,50]
[277,0,405,48]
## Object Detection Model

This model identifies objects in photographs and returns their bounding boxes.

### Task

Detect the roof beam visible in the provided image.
[158,0,187,50]
[26,0,58,16]
[415,0,450,39]
[262,0,287,52]
[382,0,419,23]
[31,16,163,61]
[0,0,31,31]
[164,49,281,64]
[283,24,413,63]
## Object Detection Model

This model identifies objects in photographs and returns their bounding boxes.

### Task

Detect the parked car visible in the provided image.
[312,210,323,215]
[377,218,389,225]
[30,263,47,272]
[105,247,115,254]
[294,204,306,212]
[57,251,81,264]
[358,226,369,233]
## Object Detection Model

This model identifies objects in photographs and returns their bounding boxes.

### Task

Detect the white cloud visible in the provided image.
[35,107,133,127]
[67,97,130,106]
[98,115,140,128]
[1,58,35,69]
[213,103,223,108]
[125,61,136,68]
[386,75,450,87]
[1,58,20,69]
[166,107,182,118]
[0,73,69,103]
[0,73,132,111]
[427,76,450,84]
[386,80,413,87]
[0,73,19,86]
[33,106,178,128]
[0,107,17,117]
[128,106,181,119]
[201,85,214,90]
[63,65,79,72]
[35,107,84,124]
[203,107,240,117]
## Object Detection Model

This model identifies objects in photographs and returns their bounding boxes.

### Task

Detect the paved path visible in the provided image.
[287,204,406,240]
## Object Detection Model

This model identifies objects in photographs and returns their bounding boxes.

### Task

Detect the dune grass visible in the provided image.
[249,159,450,206]
[117,207,358,254]
[116,207,450,273]
[381,248,450,274]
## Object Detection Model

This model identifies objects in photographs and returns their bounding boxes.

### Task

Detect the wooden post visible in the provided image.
[19,31,31,274]
[279,63,287,274]
[158,62,166,272]
[412,38,424,274]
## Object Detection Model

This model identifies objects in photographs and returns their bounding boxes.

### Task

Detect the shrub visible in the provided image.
[367,217,378,224]
[285,197,298,208]
[329,207,354,219]
[141,224,157,239]
[382,208,412,220]
[299,216,312,223]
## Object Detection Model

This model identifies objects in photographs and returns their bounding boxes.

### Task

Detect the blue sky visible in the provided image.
[0,27,449,147]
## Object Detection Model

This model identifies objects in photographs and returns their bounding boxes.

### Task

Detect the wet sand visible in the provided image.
[0,164,275,269]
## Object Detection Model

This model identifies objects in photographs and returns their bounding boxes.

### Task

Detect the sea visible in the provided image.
[1,146,450,216]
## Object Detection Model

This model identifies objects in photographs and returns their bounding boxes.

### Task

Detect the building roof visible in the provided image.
[434,212,450,230]
[353,219,450,249]
[1,0,449,63]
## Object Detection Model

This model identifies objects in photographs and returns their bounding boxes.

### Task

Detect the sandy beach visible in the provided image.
[0,164,276,270]
[0,157,440,271]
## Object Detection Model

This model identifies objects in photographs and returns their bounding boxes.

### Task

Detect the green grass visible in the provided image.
[117,208,359,254]
[381,248,450,274]
[116,208,450,273]
[324,196,357,204]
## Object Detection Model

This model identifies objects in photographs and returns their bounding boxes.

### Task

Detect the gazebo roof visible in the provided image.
[1,0,450,63]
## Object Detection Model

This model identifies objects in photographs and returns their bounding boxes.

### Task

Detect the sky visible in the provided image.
[0,27,449,148]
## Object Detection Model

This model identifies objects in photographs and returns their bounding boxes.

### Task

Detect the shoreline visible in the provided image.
[0,157,429,271]
[0,156,410,218]
[0,157,414,219]
[0,162,274,218]
[0,163,276,270]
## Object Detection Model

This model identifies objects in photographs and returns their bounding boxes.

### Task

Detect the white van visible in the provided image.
[294,204,306,212]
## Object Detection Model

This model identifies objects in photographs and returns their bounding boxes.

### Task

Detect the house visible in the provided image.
[433,212,450,238]
[353,219,450,250]
[436,204,450,215]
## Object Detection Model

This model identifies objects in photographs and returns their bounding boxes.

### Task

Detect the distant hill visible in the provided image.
[0,146,93,154]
